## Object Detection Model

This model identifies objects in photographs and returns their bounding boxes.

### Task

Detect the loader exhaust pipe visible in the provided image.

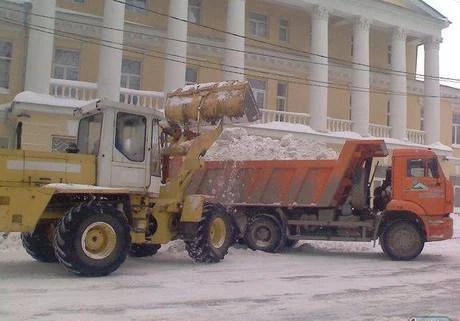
[164,81,260,124]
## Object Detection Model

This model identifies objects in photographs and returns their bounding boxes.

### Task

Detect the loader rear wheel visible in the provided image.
[54,202,131,277]
[129,244,161,257]
[381,220,424,261]
[21,223,57,263]
[245,215,283,253]
[185,203,232,263]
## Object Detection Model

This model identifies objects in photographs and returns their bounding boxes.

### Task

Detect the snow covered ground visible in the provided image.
[0,215,459,321]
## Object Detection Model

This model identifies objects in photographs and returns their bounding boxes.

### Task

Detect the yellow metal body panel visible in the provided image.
[181,195,206,223]
[0,149,96,232]
[0,149,96,187]
[0,186,55,232]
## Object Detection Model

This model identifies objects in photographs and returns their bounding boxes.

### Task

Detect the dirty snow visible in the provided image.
[0,214,459,321]
[205,127,337,160]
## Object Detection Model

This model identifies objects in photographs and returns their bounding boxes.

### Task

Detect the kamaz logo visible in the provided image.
[411,182,428,190]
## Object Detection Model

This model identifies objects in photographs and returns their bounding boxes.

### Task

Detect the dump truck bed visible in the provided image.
[182,140,388,208]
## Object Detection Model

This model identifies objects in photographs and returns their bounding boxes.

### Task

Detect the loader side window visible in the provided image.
[77,113,102,155]
[115,112,146,162]
[151,120,161,176]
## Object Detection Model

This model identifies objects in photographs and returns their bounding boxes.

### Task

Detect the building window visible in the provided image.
[188,0,201,23]
[53,49,80,81]
[420,107,425,131]
[351,35,354,57]
[248,78,266,108]
[386,100,390,126]
[121,59,141,90]
[185,67,198,85]
[51,135,76,153]
[0,40,12,89]
[452,113,460,145]
[279,18,289,42]
[120,59,141,105]
[276,82,287,121]
[250,12,268,38]
[126,0,146,13]
[387,45,392,65]
[349,95,352,120]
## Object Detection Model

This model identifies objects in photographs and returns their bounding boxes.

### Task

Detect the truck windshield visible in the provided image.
[77,113,103,155]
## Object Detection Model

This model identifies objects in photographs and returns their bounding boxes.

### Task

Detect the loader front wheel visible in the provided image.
[54,202,131,277]
[245,215,283,253]
[185,203,232,263]
[381,220,424,261]
[129,244,161,257]
[21,222,58,263]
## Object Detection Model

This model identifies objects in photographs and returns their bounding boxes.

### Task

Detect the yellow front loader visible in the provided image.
[0,81,259,276]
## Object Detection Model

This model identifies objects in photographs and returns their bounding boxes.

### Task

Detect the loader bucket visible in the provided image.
[165,81,260,124]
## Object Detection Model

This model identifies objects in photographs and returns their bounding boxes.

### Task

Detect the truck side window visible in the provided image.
[115,112,146,162]
[426,158,439,178]
[407,159,424,177]
[407,158,439,178]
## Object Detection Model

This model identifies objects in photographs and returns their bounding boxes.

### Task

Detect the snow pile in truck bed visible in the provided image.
[205,128,337,161]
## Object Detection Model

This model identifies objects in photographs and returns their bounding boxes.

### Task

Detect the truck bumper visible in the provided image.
[421,215,453,242]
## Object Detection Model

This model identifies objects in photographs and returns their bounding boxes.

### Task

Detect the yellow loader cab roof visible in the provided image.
[74,98,165,121]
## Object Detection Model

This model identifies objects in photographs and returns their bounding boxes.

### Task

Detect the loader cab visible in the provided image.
[76,99,164,191]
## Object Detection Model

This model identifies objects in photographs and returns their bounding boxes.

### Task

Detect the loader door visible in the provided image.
[110,112,151,189]
[401,157,445,215]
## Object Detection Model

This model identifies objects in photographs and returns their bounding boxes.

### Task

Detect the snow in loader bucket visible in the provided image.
[164,80,260,124]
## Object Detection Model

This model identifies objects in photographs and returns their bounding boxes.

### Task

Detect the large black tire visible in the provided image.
[245,215,284,253]
[129,244,161,257]
[185,203,232,263]
[54,202,131,277]
[381,220,425,261]
[21,223,57,263]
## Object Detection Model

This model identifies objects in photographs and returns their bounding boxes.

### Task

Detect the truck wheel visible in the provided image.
[381,220,425,261]
[245,215,283,253]
[129,244,161,257]
[185,203,232,263]
[21,223,58,263]
[54,202,131,277]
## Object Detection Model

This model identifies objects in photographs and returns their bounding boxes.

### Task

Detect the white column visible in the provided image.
[223,0,245,81]
[97,0,125,101]
[309,6,329,132]
[24,0,56,94]
[351,17,371,136]
[390,27,407,140]
[424,37,441,144]
[163,0,188,93]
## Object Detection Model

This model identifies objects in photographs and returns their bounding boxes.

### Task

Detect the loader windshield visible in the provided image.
[77,113,103,155]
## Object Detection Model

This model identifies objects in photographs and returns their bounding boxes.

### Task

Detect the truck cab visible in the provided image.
[380,149,453,242]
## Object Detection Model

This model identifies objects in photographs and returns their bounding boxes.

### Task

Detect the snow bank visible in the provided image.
[205,127,337,161]
[0,232,21,253]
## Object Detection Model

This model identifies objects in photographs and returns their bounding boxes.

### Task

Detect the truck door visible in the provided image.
[402,157,445,215]
[110,112,151,189]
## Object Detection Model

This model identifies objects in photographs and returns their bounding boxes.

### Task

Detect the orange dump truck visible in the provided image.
[176,139,454,260]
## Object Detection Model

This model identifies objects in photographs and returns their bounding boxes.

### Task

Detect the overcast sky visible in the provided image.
[418,0,460,88]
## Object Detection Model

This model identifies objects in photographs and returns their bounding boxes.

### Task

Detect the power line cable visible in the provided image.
[2,4,459,84]
[2,16,459,101]
[114,0,460,84]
